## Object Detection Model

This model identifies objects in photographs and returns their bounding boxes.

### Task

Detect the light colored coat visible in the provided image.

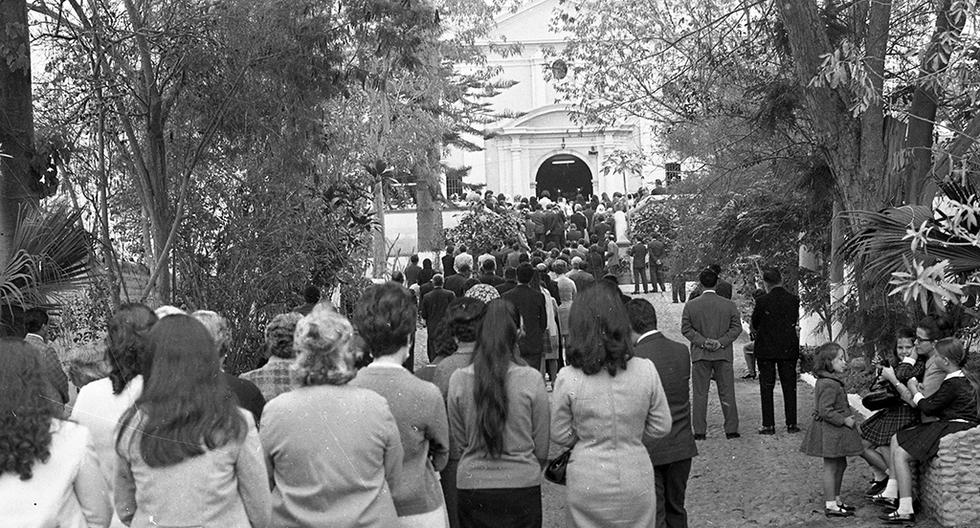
[681,290,742,362]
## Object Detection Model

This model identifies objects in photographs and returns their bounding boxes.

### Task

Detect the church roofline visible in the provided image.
[488,105,636,134]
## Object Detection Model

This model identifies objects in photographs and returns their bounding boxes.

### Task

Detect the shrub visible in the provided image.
[444,205,525,256]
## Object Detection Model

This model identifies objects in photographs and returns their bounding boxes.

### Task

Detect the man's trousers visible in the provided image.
[691,359,739,435]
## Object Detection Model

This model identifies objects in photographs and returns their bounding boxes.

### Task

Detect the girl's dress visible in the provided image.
[860,357,926,446]
[801,372,864,457]
[896,374,979,462]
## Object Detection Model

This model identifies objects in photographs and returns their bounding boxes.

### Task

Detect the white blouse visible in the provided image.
[0,420,111,528]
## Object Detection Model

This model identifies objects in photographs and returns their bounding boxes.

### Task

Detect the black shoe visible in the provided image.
[694,433,706,441]
[787,424,801,434]
[870,495,898,509]
[836,502,856,512]
[726,432,740,439]
[825,507,854,518]
[741,372,757,379]
[865,478,888,497]
[879,511,914,524]
[758,426,776,435]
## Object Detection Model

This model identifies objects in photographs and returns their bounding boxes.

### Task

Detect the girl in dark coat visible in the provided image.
[800,343,864,517]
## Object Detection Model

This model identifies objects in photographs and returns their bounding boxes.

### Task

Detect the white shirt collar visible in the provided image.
[637,330,661,342]
[702,289,716,294]
[365,361,405,370]
[25,333,43,341]
[944,370,965,380]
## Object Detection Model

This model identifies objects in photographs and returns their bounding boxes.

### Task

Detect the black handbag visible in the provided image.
[862,380,901,411]
[544,447,573,485]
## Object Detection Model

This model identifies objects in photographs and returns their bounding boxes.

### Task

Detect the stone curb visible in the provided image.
[800,372,875,418]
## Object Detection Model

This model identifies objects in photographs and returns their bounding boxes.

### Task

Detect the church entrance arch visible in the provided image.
[534,154,592,199]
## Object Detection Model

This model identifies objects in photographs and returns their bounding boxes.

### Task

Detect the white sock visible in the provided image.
[897,497,914,515]
[882,479,898,498]
[825,500,838,510]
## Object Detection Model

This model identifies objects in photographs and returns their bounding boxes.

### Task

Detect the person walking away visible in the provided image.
[22,308,69,411]
[670,270,687,303]
[626,299,697,528]
[0,340,111,527]
[552,284,672,527]
[432,298,488,528]
[443,245,457,277]
[261,305,404,527]
[351,283,450,527]
[445,263,478,298]
[630,237,649,294]
[604,233,620,277]
[495,267,519,295]
[419,258,436,286]
[421,274,457,362]
[567,256,595,293]
[404,254,422,286]
[857,327,924,498]
[502,264,547,374]
[114,315,271,528]
[681,269,742,440]
[554,260,577,369]
[240,313,303,401]
[876,337,980,524]
[688,265,732,300]
[751,268,801,435]
[800,343,870,518]
[70,304,157,528]
[447,300,550,527]
[647,236,666,293]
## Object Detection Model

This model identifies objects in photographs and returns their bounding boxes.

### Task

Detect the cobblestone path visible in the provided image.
[418,286,941,527]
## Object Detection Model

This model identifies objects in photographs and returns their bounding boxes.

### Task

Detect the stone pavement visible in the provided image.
[417,285,942,527]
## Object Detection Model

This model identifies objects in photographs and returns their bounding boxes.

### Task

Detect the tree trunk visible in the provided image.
[0,0,37,263]
[373,178,387,277]
[905,0,968,203]
[415,148,443,252]
[859,0,891,203]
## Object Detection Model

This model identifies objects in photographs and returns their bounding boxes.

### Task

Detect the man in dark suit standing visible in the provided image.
[751,268,801,435]
[495,266,519,295]
[479,259,504,286]
[690,264,732,300]
[445,262,478,297]
[681,269,742,439]
[627,299,697,528]
[441,245,456,277]
[420,274,455,361]
[629,237,649,294]
[502,263,546,373]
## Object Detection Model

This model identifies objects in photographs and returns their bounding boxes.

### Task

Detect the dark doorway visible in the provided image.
[535,154,593,199]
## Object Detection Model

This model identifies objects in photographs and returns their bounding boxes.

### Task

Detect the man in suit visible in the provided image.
[445,262,478,297]
[23,308,69,409]
[627,299,697,528]
[420,274,456,361]
[503,263,546,372]
[403,254,421,286]
[495,266,519,295]
[751,268,802,435]
[689,264,732,300]
[629,237,649,294]
[441,245,456,277]
[681,269,742,439]
[567,256,595,293]
[479,259,504,286]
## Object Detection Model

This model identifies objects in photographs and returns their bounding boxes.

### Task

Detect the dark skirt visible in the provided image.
[860,404,920,447]
[457,486,541,528]
[896,420,978,462]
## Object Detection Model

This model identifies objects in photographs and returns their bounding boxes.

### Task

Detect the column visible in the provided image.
[510,136,524,196]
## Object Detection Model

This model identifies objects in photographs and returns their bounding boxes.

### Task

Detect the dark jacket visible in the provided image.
[689,278,733,300]
[479,273,504,287]
[750,286,800,361]
[495,279,518,295]
[421,287,455,327]
[633,332,698,465]
[441,254,456,276]
[630,243,648,267]
[224,372,265,425]
[404,263,421,286]
[502,284,546,362]
[445,274,478,298]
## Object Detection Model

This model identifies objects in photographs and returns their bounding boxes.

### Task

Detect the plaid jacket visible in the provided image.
[240,357,295,402]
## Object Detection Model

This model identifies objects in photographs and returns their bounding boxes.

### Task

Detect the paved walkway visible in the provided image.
[418,285,941,527]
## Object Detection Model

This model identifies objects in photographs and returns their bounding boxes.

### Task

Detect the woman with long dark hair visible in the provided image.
[0,339,111,526]
[260,304,404,527]
[447,299,550,527]
[114,315,270,527]
[70,303,156,527]
[551,282,672,528]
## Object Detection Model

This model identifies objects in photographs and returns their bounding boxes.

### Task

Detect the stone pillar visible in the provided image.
[510,136,524,195]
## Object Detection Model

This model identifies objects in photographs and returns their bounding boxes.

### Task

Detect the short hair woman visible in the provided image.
[351,282,450,527]
[0,339,111,526]
[551,282,672,527]
[114,314,270,527]
[447,298,550,527]
[260,304,404,527]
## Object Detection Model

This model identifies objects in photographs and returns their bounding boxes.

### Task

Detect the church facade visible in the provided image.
[444,0,673,200]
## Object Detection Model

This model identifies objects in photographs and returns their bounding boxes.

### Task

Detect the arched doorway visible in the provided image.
[535,154,593,199]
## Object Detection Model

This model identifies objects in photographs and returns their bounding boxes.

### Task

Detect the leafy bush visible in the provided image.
[444,205,525,256]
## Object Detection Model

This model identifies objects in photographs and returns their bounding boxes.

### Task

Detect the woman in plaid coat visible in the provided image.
[858,327,927,496]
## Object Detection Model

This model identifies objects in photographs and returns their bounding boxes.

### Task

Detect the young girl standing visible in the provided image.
[801,343,865,517]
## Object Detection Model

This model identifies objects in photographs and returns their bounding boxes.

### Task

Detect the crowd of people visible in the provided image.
[1,223,979,527]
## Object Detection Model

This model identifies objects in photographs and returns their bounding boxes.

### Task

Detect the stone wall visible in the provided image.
[920,426,980,527]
